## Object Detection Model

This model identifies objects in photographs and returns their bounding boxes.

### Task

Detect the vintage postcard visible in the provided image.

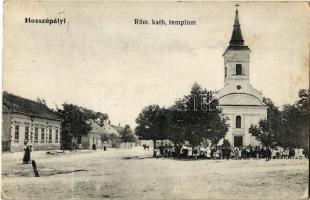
[2,1,309,199]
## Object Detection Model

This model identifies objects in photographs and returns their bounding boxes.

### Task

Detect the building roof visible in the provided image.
[2,91,60,121]
[88,122,123,136]
[227,7,250,51]
[110,124,125,133]
[89,122,106,134]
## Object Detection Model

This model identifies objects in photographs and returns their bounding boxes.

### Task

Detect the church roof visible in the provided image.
[227,7,250,51]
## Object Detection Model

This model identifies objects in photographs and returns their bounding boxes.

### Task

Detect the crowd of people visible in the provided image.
[154,143,306,161]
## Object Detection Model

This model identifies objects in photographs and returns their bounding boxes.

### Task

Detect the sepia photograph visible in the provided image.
[2,1,309,199]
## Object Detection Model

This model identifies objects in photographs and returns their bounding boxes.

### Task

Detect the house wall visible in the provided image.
[82,133,102,150]
[2,105,11,151]
[8,112,61,152]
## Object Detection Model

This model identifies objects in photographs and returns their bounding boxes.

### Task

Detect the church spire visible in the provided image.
[228,4,248,49]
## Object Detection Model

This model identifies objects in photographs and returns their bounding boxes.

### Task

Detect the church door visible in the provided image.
[234,136,243,147]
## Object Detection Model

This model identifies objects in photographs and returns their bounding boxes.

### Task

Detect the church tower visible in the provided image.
[217,5,267,147]
[223,6,250,85]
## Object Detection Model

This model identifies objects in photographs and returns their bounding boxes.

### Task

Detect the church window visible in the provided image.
[236,64,242,75]
[237,85,241,90]
[236,116,241,128]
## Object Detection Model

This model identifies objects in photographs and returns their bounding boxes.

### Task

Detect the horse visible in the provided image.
[142,144,150,151]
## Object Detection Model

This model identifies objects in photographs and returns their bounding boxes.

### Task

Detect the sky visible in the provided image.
[3,1,309,128]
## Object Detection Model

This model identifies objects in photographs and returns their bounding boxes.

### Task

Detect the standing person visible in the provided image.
[175,144,180,159]
[156,148,160,159]
[227,146,231,160]
[92,143,96,150]
[22,142,27,164]
[241,147,246,159]
[298,148,304,159]
[206,146,211,159]
[215,148,220,159]
[218,147,223,160]
[23,144,31,164]
[193,146,198,160]
[289,147,294,159]
[29,144,33,162]
[261,147,266,159]
[200,146,206,158]
[246,146,250,159]
[170,145,176,158]
[188,145,193,158]
[283,148,289,159]
[271,147,276,159]
[212,146,217,159]
[237,146,243,160]
[234,147,239,160]
[265,147,271,161]
[294,148,299,159]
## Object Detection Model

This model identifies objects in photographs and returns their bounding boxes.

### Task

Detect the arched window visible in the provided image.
[236,115,241,128]
[236,64,242,75]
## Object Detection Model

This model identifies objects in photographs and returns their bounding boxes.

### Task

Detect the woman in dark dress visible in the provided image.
[23,145,31,164]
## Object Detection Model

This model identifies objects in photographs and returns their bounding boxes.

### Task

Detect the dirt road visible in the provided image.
[2,147,308,199]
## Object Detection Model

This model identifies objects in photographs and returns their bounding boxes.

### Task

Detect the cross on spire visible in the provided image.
[228,4,248,49]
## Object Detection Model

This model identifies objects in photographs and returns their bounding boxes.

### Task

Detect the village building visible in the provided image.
[217,7,267,147]
[81,122,104,150]
[81,122,124,149]
[2,92,61,152]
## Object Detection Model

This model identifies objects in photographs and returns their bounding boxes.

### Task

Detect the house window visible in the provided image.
[41,128,45,143]
[55,130,59,142]
[25,126,29,141]
[225,67,227,78]
[49,129,52,143]
[34,128,39,142]
[236,116,241,128]
[14,125,19,142]
[236,64,242,75]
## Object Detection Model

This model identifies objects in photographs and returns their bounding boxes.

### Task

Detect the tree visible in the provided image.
[100,133,109,144]
[250,91,309,152]
[262,97,282,145]
[80,108,109,127]
[120,124,137,147]
[60,129,72,151]
[57,104,92,149]
[281,103,308,149]
[167,83,228,146]
[222,139,231,147]
[36,97,47,105]
[249,119,277,147]
[109,133,122,148]
[275,89,309,152]
[296,89,309,113]
[135,105,167,156]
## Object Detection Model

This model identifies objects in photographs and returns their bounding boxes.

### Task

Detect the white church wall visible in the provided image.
[221,106,267,146]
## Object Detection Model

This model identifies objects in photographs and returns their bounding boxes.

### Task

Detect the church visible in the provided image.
[217,7,267,147]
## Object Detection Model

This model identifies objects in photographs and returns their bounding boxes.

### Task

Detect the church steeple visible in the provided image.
[227,5,249,50]
[223,4,251,85]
